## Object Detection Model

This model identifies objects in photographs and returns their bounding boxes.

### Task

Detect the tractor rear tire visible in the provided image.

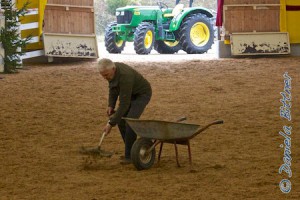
[154,40,181,54]
[131,138,156,170]
[134,22,155,55]
[105,22,126,54]
[179,13,214,54]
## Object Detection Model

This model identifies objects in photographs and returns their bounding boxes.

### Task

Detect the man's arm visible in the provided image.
[108,88,118,109]
[109,79,133,125]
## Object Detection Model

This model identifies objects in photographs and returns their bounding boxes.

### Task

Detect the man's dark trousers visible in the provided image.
[117,93,151,159]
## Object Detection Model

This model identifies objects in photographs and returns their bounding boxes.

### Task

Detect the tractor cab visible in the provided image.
[159,0,193,18]
[162,3,184,18]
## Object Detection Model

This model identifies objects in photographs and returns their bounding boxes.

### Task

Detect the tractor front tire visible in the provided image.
[131,138,156,170]
[154,40,181,54]
[179,13,214,54]
[134,22,155,55]
[105,22,126,54]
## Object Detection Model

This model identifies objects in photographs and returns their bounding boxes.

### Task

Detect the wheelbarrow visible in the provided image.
[124,118,224,170]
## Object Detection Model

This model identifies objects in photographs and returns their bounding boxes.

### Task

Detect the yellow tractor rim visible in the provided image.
[144,30,153,49]
[190,22,210,47]
[164,40,179,47]
[115,38,124,47]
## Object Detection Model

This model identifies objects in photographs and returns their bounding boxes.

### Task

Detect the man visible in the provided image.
[98,58,152,164]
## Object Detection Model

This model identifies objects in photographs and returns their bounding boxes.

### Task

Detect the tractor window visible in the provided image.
[172,4,184,16]
[164,3,184,18]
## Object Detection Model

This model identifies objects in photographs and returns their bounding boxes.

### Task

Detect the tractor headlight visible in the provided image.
[120,11,125,16]
[116,11,120,16]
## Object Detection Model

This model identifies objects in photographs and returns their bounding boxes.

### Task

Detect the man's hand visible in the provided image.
[103,123,112,135]
[107,107,115,116]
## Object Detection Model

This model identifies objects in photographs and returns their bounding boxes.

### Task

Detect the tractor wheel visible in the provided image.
[179,13,214,54]
[154,40,181,54]
[131,138,156,170]
[105,22,126,54]
[134,22,155,55]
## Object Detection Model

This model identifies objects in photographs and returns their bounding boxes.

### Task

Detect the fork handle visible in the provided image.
[98,132,106,149]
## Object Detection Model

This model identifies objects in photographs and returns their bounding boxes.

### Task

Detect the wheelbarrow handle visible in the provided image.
[176,116,187,122]
[213,120,224,125]
[193,119,224,137]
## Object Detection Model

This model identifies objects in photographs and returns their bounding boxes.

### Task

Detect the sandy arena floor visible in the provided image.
[0,54,300,199]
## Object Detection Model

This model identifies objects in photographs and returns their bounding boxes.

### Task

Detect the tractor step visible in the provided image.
[164,31,175,41]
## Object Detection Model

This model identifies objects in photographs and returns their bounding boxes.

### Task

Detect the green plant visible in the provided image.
[106,0,130,15]
[0,1,31,73]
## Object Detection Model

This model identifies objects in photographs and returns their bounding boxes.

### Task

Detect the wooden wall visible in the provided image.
[43,0,94,34]
[223,0,280,34]
[47,0,93,6]
[224,0,280,4]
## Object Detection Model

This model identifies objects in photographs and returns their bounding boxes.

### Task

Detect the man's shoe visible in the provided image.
[120,158,132,165]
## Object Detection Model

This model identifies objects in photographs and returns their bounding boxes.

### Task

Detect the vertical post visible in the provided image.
[0,5,5,72]
[280,0,287,32]
[16,22,23,67]
[14,0,23,68]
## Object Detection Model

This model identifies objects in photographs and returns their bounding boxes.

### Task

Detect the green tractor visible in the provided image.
[105,0,214,54]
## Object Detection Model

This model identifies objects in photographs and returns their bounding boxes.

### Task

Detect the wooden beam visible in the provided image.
[46,4,94,9]
[44,33,96,37]
[27,36,40,44]
[20,22,39,31]
[25,9,39,16]
[21,50,45,59]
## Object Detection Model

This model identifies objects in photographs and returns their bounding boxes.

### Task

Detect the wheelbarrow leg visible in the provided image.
[174,142,181,167]
[187,140,196,172]
[158,142,164,164]
[187,140,192,166]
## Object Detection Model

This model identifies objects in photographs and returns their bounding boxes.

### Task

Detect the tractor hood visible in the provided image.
[115,5,163,25]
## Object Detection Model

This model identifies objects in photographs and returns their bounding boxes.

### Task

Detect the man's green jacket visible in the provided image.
[108,62,151,125]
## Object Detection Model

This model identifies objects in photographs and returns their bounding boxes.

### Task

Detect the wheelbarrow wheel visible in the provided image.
[131,138,156,170]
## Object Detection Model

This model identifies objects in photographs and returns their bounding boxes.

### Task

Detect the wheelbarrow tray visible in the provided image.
[124,118,201,141]
[125,118,224,170]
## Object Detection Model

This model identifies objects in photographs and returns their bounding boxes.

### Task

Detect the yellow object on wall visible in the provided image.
[280,0,300,43]
[16,0,47,50]
[286,0,300,5]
